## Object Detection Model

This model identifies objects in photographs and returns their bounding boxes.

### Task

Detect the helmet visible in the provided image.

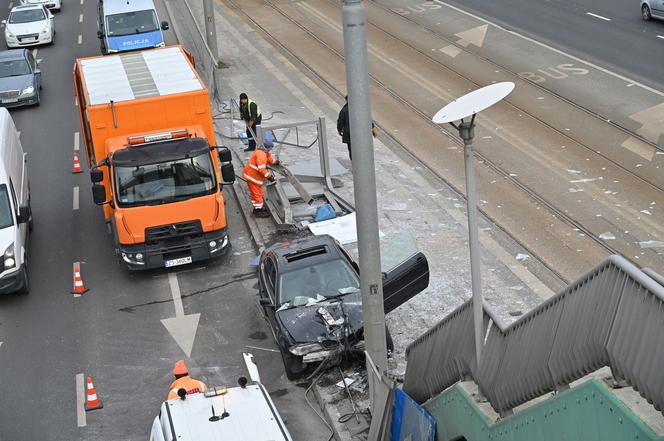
[173,360,188,376]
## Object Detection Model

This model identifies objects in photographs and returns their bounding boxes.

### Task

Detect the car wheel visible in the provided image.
[17,263,29,295]
[280,347,305,380]
[28,199,33,232]
[34,90,40,107]
[642,4,652,20]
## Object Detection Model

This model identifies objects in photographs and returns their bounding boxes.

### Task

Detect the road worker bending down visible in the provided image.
[168,360,208,400]
[242,141,279,218]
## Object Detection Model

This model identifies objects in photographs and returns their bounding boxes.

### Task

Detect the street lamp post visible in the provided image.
[341,0,388,400]
[432,82,515,379]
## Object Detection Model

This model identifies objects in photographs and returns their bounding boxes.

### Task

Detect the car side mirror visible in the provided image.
[221,162,235,184]
[217,146,232,162]
[17,206,30,224]
[97,30,104,39]
[92,184,107,205]
[259,298,275,308]
[161,21,169,31]
[90,167,103,183]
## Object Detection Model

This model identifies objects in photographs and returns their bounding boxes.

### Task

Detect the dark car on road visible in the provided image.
[258,234,429,379]
[0,49,41,107]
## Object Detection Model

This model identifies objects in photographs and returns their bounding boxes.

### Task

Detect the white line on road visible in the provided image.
[431,0,664,97]
[74,132,80,151]
[585,12,611,21]
[76,373,86,427]
[80,0,84,4]
[31,49,38,58]
[73,187,79,210]
[79,14,83,23]
[8,2,13,10]
[168,272,185,317]
[77,34,82,45]
[658,35,664,40]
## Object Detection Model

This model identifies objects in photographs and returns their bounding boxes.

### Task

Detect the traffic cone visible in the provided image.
[85,376,103,411]
[72,152,83,174]
[72,262,88,294]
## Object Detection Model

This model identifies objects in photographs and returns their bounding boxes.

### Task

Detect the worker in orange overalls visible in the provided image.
[243,141,279,218]
[167,360,208,400]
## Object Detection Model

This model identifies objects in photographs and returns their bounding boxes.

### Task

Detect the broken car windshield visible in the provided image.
[278,259,359,305]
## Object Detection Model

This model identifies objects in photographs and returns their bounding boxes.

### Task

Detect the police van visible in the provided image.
[97,0,169,54]
[149,354,294,441]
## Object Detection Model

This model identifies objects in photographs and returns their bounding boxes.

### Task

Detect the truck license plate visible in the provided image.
[165,256,192,268]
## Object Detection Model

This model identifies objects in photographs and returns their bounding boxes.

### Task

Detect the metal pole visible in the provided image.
[203,0,219,60]
[458,120,484,373]
[342,0,388,398]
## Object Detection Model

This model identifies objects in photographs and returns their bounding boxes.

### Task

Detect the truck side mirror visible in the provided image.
[92,184,107,205]
[217,147,232,162]
[221,163,235,184]
[90,167,104,183]
[161,21,169,31]
[17,206,30,224]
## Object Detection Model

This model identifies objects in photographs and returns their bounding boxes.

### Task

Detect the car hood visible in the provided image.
[6,21,48,35]
[276,292,363,344]
[0,75,33,92]
[107,31,163,52]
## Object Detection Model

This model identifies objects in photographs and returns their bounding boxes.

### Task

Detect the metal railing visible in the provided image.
[403,255,664,416]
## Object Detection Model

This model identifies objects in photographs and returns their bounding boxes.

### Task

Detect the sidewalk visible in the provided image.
[168,0,567,437]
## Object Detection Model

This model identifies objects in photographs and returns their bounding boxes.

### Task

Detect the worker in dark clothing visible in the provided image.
[337,95,377,160]
[239,93,263,152]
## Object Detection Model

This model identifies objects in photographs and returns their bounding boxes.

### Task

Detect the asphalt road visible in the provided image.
[437,0,664,91]
[0,1,326,440]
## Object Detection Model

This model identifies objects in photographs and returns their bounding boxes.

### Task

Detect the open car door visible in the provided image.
[380,231,430,314]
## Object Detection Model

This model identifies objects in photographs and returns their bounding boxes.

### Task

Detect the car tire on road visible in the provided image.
[642,4,652,20]
[280,346,305,380]
[17,263,29,295]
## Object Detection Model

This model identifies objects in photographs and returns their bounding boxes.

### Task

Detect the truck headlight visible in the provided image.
[4,244,15,270]
[20,86,34,96]
[289,343,324,356]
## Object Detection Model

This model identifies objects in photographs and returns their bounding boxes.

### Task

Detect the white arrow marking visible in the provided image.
[161,272,200,357]
[440,24,488,58]
[621,102,664,160]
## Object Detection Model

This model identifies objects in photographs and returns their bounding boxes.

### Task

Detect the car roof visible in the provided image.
[265,234,346,272]
[0,50,27,61]
[11,4,45,11]
[103,0,156,16]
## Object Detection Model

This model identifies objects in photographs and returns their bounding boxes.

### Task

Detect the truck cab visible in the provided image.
[97,0,169,55]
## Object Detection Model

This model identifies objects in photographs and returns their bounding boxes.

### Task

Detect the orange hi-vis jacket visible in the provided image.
[168,376,208,400]
[243,149,277,185]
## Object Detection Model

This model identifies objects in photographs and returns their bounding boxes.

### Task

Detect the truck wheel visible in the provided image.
[280,348,304,380]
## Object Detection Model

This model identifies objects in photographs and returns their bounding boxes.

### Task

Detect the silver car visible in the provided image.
[641,0,664,20]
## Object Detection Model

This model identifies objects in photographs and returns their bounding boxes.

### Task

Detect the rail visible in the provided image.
[403,255,664,416]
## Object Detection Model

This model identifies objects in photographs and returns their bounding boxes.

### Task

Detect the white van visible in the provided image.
[0,107,31,294]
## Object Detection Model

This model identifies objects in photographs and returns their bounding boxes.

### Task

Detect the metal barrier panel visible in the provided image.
[404,255,664,416]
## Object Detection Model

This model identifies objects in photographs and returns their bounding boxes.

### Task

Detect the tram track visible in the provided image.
[222,0,664,282]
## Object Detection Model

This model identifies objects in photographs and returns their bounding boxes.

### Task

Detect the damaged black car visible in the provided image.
[258,234,429,380]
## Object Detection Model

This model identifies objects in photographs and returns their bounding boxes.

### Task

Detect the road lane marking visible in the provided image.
[73,187,79,210]
[658,35,664,40]
[79,14,83,23]
[168,272,185,317]
[162,272,201,357]
[8,2,13,10]
[76,373,86,427]
[430,0,664,97]
[77,34,82,45]
[31,49,38,58]
[585,12,611,21]
[74,132,80,151]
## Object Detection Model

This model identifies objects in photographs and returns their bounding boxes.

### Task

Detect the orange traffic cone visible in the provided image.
[72,152,83,174]
[85,376,103,411]
[72,262,88,294]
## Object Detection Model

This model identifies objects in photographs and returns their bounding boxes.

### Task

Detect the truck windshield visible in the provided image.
[0,185,14,230]
[106,10,159,37]
[115,153,216,207]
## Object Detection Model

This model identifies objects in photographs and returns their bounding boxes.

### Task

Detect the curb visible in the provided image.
[312,382,346,441]
[229,179,266,253]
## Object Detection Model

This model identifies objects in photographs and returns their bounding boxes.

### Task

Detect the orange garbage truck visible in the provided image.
[73,46,235,270]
